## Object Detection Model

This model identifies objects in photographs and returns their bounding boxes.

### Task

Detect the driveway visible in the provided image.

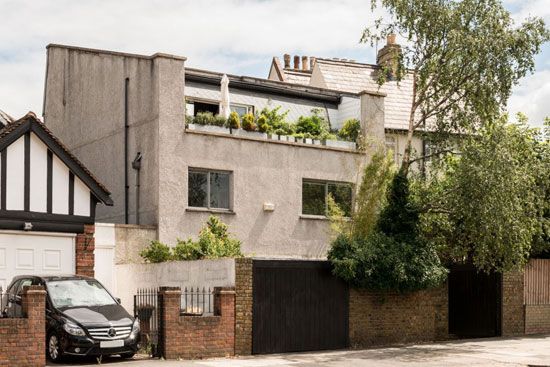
[52,335,550,367]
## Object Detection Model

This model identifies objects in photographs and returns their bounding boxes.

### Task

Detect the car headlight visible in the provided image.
[63,320,86,336]
[131,318,140,335]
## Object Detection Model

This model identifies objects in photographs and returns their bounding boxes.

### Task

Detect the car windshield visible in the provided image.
[47,279,116,308]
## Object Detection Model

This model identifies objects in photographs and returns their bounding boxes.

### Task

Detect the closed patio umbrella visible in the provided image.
[220,74,230,119]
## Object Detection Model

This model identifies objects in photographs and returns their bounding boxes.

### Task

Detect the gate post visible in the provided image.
[158,286,181,359]
[235,258,253,355]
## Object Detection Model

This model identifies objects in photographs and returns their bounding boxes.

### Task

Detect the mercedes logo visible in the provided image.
[108,328,116,338]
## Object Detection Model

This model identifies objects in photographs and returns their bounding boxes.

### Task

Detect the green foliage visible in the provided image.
[192,112,226,127]
[295,108,330,137]
[419,116,545,271]
[257,115,269,133]
[186,115,194,125]
[213,114,227,127]
[338,119,361,142]
[140,216,242,263]
[259,106,289,131]
[241,113,256,131]
[531,119,550,257]
[363,0,550,171]
[227,111,241,129]
[327,150,447,292]
[140,241,172,263]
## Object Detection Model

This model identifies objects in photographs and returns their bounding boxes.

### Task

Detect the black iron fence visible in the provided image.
[134,288,161,357]
[181,287,214,316]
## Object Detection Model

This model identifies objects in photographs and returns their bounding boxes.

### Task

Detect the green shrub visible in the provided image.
[259,106,289,130]
[213,114,227,127]
[257,115,270,133]
[338,119,361,142]
[186,115,194,125]
[140,241,172,263]
[241,113,256,131]
[296,115,322,136]
[227,111,241,129]
[172,238,203,261]
[193,112,215,125]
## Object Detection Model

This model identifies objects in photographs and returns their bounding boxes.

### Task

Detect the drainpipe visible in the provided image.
[132,152,142,225]
[124,78,130,224]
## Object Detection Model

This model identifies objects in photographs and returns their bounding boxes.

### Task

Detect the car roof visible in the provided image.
[9,274,95,284]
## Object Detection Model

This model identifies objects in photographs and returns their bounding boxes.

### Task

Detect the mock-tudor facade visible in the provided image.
[41,39,423,259]
[0,113,112,289]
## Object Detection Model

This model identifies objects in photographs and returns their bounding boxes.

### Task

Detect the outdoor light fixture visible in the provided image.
[23,222,33,231]
[263,202,275,211]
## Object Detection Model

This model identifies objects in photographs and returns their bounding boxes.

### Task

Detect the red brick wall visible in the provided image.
[160,287,235,359]
[349,285,449,347]
[0,285,46,367]
[75,224,95,277]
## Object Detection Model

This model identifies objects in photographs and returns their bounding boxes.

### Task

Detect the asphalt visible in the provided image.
[51,334,550,367]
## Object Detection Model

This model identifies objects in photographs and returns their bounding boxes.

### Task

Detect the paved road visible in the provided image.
[52,335,550,367]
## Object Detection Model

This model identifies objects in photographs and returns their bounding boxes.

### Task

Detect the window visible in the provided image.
[186,100,219,116]
[302,180,352,217]
[188,169,231,210]
[230,104,253,117]
[385,136,398,163]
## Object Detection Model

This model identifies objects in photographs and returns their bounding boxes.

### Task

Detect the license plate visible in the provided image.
[100,340,124,349]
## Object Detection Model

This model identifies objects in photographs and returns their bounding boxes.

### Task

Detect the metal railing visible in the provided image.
[134,288,160,356]
[181,287,214,316]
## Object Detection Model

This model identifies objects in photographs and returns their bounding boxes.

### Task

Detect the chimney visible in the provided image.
[293,55,300,70]
[310,57,316,70]
[301,56,308,71]
[283,54,291,69]
[376,33,402,79]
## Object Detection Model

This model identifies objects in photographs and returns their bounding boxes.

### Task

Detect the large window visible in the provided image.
[302,180,352,217]
[188,168,231,210]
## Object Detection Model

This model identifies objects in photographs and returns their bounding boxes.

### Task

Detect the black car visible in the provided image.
[2,275,140,362]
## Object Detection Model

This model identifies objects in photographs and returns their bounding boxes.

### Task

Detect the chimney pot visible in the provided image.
[293,55,300,70]
[283,54,291,68]
[310,57,316,70]
[387,33,397,45]
[301,56,308,71]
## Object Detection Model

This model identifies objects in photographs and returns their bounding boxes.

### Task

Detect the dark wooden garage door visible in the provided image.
[448,264,502,337]
[252,260,349,354]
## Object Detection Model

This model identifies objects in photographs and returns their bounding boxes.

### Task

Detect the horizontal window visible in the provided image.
[302,180,353,217]
[188,169,231,210]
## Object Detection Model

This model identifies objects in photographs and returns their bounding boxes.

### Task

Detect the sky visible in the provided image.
[0,0,548,127]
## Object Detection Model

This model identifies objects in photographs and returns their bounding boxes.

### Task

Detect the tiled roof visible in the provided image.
[312,59,414,130]
[0,109,13,126]
[0,112,112,200]
[282,70,311,85]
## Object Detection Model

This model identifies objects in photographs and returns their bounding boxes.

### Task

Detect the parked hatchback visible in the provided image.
[2,275,140,362]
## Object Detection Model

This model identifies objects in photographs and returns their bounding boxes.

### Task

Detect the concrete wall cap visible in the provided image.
[46,44,187,61]
[359,90,387,97]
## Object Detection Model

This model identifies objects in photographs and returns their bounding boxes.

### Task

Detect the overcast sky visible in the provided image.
[0,0,548,127]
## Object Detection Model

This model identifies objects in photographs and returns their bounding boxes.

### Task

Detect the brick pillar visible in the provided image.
[75,224,95,277]
[22,285,46,367]
[214,287,236,355]
[502,271,525,336]
[235,258,253,355]
[159,287,181,360]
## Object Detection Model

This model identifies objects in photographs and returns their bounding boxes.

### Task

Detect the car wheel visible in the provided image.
[120,352,135,359]
[47,333,64,362]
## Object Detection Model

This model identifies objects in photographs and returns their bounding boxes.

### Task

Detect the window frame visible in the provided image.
[185,98,254,117]
[187,167,233,211]
[301,179,353,218]
[230,103,254,116]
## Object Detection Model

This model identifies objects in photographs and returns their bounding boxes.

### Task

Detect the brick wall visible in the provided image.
[76,224,95,277]
[502,271,525,336]
[160,287,235,359]
[0,285,46,367]
[234,258,253,356]
[525,305,550,334]
[349,285,448,347]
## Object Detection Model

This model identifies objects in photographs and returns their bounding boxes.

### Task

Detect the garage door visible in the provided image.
[0,231,75,290]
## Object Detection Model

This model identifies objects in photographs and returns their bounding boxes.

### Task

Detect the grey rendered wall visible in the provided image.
[43,47,185,225]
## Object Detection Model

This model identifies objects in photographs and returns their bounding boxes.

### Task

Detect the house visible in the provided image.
[268,37,426,165]
[41,42,406,260]
[0,112,112,290]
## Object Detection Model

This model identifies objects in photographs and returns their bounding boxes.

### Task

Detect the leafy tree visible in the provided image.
[419,116,545,271]
[328,151,447,292]
[362,0,549,173]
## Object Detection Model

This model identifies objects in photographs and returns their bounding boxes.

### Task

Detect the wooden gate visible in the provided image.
[252,260,349,354]
[448,265,502,337]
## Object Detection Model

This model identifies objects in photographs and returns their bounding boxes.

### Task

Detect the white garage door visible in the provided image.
[0,231,75,290]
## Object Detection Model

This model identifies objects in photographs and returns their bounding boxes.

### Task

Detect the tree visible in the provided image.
[362,0,550,173]
[418,116,545,272]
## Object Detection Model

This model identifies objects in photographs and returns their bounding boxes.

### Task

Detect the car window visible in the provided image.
[47,279,117,308]
[16,279,32,295]
[7,280,20,295]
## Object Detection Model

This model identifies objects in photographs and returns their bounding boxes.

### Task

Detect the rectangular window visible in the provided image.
[230,104,253,117]
[302,180,353,217]
[188,169,231,210]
